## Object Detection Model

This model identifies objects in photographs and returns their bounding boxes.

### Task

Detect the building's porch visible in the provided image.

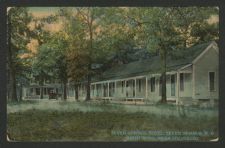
[90,68,193,104]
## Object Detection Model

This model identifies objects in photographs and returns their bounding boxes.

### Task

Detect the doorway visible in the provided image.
[171,74,175,96]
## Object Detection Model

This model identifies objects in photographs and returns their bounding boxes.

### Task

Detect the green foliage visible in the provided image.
[33,31,69,83]
[8,7,218,101]
[9,8,32,48]
[8,7,33,101]
[30,13,57,45]
[122,7,218,53]
[121,7,218,102]
[61,8,131,84]
[9,7,32,76]
[33,44,56,77]
[191,23,219,42]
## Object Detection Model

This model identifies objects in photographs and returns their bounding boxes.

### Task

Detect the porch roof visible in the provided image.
[92,42,213,82]
[28,84,61,88]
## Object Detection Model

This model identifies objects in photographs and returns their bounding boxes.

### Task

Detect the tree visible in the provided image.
[74,8,97,101]
[123,8,181,103]
[32,31,69,100]
[56,8,88,101]
[125,7,218,103]
[60,7,113,101]
[30,15,57,99]
[171,7,218,47]
[69,7,135,100]
[51,32,69,100]
[67,49,89,101]
[62,7,152,101]
[32,43,57,98]
[7,7,32,102]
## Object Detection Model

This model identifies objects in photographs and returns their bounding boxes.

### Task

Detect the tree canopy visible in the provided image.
[8,7,219,102]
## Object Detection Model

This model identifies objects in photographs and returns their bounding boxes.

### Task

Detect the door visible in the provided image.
[103,84,107,97]
[171,75,175,96]
[132,80,135,97]
[126,81,129,97]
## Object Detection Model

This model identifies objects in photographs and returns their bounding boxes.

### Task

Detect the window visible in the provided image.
[109,83,111,96]
[133,80,135,97]
[103,83,107,97]
[122,81,124,93]
[171,75,175,96]
[138,79,142,92]
[110,82,115,95]
[126,81,128,97]
[44,88,47,95]
[112,83,115,93]
[30,88,33,94]
[209,72,215,91]
[96,84,100,96]
[180,73,184,91]
[150,77,155,92]
[36,88,40,95]
[91,85,94,96]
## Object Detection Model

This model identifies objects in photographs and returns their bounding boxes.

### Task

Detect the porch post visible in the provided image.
[101,83,103,97]
[80,85,82,96]
[192,65,195,99]
[23,88,26,99]
[40,87,42,97]
[95,84,97,97]
[107,82,110,98]
[115,81,117,97]
[176,72,180,105]
[146,76,148,100]
[125,80,127,101]
[135,78,137,98]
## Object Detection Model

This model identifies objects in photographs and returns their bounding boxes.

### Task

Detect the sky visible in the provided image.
[28,7,59,13]
[28,7,59,18]
[24,7,218,59]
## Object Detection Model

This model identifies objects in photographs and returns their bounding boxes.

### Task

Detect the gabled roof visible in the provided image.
[92,41,215,82]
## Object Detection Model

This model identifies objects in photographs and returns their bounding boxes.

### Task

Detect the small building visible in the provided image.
[23,82,75,100]
[23,84,62,99]
[23,41,219,106]
[87,41,219,105]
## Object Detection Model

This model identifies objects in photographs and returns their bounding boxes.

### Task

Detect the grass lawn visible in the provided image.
[7,101,218,142]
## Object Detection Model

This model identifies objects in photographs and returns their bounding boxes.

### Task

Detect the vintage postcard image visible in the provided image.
[7,7,219,142]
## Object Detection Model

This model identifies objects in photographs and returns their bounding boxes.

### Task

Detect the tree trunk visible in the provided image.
[75,84,79,101]
[160,48,167,103]
[8,50,17,102]
[40,77,44,99]
[161,71,167,103]
[40,87,43,99]
[19,85,23,101]
[63,82,67,100]
[8,68,17,102]
[85,12,93,102]
[85,74,91,101]
[8,14,17,102]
